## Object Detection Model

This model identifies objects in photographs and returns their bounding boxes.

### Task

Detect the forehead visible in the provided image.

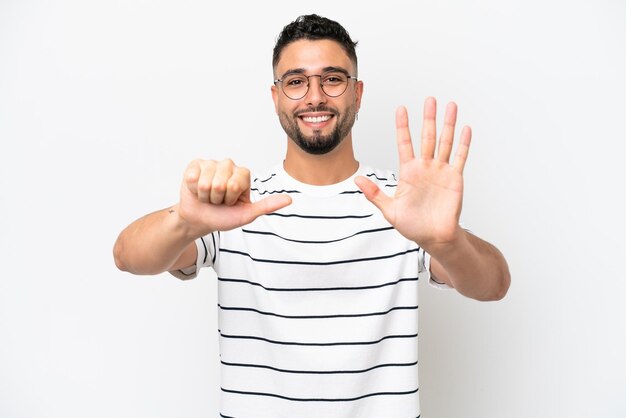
[275,39,355,75]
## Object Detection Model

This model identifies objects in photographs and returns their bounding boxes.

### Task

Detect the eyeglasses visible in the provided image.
[274,70,358,100]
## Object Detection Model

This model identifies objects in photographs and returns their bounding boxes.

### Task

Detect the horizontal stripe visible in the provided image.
[221,360,418,375]
[220,387,418,402]
[240,226,394,244]
[219,247,420,266]
[218,304,418,319]
[253,173,276,183]
[219,331,417,347]
[341,185,397,192]
[251,188,301,195]
[217,276,419,292]
[365,173,388,181]
[363,172,398,182]
[265,212,373,219]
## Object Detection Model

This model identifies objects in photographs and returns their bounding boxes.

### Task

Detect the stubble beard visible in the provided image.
[279,105,357,155]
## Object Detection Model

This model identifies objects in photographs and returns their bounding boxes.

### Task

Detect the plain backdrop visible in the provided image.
[1,0,625,417]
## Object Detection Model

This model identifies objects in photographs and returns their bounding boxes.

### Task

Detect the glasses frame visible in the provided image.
[274,70,359,100]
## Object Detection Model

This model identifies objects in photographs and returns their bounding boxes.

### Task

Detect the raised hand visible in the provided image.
[355,97,471,252]
[178,159,292,237]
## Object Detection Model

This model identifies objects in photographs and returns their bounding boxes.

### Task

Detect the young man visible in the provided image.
[114,14,510,418]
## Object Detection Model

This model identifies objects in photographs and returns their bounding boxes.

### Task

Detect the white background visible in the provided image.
[1,1,625,417]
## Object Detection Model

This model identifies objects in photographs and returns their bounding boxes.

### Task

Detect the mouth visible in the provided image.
[298,112,334,128]
[301,114,332,123]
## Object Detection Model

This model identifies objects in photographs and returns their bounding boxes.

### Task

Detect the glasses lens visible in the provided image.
[321,72,348,97]
[282,74,308,100]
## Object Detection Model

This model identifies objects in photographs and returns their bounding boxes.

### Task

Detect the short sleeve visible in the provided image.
[419,247,454,290]
[169,233,219,280]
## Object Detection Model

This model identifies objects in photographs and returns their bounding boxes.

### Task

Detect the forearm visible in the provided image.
[113,205,203,275]
[427,229,510,301]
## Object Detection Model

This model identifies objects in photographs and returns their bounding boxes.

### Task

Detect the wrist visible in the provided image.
[168,204,212,241]
[419,225,467,260]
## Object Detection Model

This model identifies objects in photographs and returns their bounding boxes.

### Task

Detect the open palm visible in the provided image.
[356,97,471,249]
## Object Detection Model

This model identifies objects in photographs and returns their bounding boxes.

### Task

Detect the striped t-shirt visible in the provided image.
[178,164,432,418]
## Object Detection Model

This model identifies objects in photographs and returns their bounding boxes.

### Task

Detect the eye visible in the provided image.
[285,76,306,87]
[323,73,346,85]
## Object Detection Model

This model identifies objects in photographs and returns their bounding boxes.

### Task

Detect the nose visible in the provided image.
[304,75,327,107]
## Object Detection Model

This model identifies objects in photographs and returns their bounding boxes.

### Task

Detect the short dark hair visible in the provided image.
[272,14,358,71]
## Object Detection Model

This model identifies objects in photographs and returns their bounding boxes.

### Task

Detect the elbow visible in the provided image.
[112,239,167,276]
[463,266,511,302]
[113,239,130,272]
[483,267,511,302]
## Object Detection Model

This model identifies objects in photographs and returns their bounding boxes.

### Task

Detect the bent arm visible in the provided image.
[113,159,292,277]
[428,228,510,301]
[113,205,201,275]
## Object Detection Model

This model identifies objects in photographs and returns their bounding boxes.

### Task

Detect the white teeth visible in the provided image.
[302,115,331,123]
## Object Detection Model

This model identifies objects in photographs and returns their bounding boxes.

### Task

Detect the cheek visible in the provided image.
[278,101,300,117]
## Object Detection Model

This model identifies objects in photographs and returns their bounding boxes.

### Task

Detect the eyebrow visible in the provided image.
[279,66,351,79]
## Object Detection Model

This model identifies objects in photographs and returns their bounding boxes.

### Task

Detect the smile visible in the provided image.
[300,115,332,123]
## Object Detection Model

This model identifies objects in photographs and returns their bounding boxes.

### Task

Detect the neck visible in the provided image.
[283,135,359,185]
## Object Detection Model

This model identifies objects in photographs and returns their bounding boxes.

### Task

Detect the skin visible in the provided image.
[272,39,363,185]
[113,39,510,301]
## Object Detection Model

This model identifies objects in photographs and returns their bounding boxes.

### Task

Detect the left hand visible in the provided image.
[355,97,471,252]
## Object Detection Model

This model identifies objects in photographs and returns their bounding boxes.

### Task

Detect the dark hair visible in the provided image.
[272,14,358,71]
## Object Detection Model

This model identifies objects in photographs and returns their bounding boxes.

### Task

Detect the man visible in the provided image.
[114,14,510,418]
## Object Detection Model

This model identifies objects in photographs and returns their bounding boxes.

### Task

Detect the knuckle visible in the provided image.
[227,179,242,193]
[211,181,225,193]
[185,169,199,183]
[197,179,211,193]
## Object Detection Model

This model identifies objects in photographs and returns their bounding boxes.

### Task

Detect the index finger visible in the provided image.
[184,159,202,195]
[396,106,414,164]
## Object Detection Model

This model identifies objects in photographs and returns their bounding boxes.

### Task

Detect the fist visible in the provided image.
[177,159,291,235]
[184,159,251,205]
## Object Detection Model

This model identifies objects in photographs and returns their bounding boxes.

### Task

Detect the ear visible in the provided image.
[355,80,364,113]
[271,84,279,114]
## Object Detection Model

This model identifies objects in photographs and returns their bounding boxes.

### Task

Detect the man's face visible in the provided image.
[271,39,363,155]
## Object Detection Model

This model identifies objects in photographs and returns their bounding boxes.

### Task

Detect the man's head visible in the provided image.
[272,14,358,72]
[271,15,363,155]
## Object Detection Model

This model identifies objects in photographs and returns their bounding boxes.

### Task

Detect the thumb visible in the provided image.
[355,176,393,214]
[243,194,292,223]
